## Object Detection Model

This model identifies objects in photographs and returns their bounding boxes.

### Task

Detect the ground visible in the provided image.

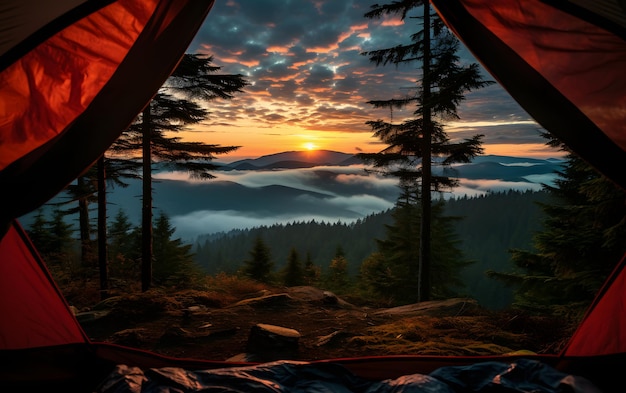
[75,285,573,362]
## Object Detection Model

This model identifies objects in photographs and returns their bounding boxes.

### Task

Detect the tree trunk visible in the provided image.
[419,2,432,303]
[141,105,153,292]
[97,155,109,300]
[77,176,92,267]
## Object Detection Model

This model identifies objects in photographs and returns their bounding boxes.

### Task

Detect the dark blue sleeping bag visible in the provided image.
[95,358,602,393]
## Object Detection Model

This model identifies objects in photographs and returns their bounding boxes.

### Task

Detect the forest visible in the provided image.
[192,189,550,310]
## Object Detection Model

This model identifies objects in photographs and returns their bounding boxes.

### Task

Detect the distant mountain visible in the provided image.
[218,151,563,175]
[449,160,563,181]
[471,155,557,165]
[112,179,360,218]
[224,150,358,170]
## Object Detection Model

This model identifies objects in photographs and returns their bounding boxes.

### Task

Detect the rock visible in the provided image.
[186,305,206,313]
[316,330,350,347]
[374,298,481,317]
[75,309,111,324]
[245,323,301,361]
[230,293,296,309]
[287,286,357,309]
[322,291,338,305]
[111,328,148,346]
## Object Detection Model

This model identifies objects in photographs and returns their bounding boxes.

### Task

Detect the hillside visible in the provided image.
[193,190,549,309]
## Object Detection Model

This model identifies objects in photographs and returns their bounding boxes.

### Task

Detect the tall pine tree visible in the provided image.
[114,54,247,291]
[359,1,492,301]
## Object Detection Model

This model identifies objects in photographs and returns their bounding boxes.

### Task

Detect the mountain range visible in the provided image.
[21,150,564,242]
[208,150,563,182]
[211,151,563,182]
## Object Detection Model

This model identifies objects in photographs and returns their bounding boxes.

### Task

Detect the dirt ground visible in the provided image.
[77,286,572,362]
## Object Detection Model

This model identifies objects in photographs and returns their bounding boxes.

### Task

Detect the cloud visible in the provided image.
[157,165,394,197]
[454,178,545,197]
[152,160,553,242]
[170,208,371,242]
[185,1,560,157]
[152,164,400,241]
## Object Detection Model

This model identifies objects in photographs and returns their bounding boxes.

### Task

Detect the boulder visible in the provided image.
[245,323,301,361]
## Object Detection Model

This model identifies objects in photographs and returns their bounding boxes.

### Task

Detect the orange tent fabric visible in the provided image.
[0,221,87,349]
[432,0,626,190]
[0,0,216,224]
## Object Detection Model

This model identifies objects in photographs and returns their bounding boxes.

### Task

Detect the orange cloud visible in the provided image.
[306,44,338,54]
[267,45,289,53]
[381,17,404,27]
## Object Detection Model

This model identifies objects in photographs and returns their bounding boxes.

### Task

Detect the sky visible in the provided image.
[181,0,563,162]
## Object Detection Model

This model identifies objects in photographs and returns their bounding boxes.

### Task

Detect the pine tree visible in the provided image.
[65,174,97,268]
[371,186,420,302]
[429,200,472,298]
[303,251,321,286]
[360,186,471,305]
[359,1,492,301]
[489,139,626,315]
[281,247,305,287]
[108,209,139,281]
[241,235,274,284]
[47,208,76,262]
[27,209,53,256]
[113,54,248,291]
[27,208,78,283]
[152,211,202,288]
[44,208,79,284]
[326,246,350,292]
[359,251,397,304]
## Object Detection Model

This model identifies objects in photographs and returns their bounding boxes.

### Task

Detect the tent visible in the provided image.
[1,0,625,391]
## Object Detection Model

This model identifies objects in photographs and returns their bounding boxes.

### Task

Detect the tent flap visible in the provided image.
[0,0,216,224]
[0,221,87,349]
[431,0,626,190]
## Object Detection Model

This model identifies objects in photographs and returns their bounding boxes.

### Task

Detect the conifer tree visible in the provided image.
[241,235,274,284]
[359,251,396,303]
[489,138,626,315]
[113,54,248,291]
[281,247,305,287]
[303,251,321,286]
[64,174,96,268]
[365,186,420,302]
[359,1,492,301]
[27,209,53,256]
[47,208,76,265]
[360,185,470,304]
[26,208,77,284]
[152,211,202,288]
[326,246,350,292]
[35,208,78,284]
[108,209,138,280]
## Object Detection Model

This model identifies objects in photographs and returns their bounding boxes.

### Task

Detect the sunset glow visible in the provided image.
[184,0,564,162]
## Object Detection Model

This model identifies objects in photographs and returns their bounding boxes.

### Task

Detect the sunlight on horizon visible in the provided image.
[180,113,561,161]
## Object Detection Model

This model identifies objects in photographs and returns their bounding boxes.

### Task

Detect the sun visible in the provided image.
[303,142,317,151]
